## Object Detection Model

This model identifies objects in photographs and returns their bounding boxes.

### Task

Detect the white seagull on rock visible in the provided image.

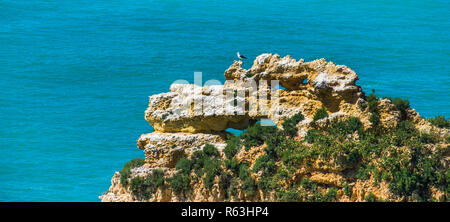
[237,52,247,60]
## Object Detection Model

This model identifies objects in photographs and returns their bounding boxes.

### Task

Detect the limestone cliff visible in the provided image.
[100,53,449,202]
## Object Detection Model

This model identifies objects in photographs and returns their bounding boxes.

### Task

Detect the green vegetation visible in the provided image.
[124,91,449,202]
[343,183,351,197]
[428,115,450,128]
[175,158,192,174]
[367,89,378,113]
[252,154,276,175]
[167,173,190,194]
[203,143,220,157]
[224,135,240,159]
[129,169,164,200]
[119,158,145,186]
[392,98,410,121]
[282,112,305,137]
[313,107,328,122]
[241,123,278,150]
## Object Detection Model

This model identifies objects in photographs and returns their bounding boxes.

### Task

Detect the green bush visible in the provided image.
[305,129,323,143]
[252,154,276,175]
[257,176,275,193]
[129,176,148,199]
[313,107,328,122]
[225,158,240,173]
[358,101,368,111]
[151,169,165,187]
[203,144,220,157]
[129,169,165,200]
[367,90,378,113]
[168,173,191,194]
[369,112,381,127]
[241,177,256,196]
[119,158,145,186]
[428,115,449,128]
[392,121,417,146]
[323,188,338,201]
[264,129,289,158]
[241,124,266,150]
[300,178,314,190]
[224,136,241,159]
[356,164,371,180]
[175,158,192,175]
[239,164,251,180]
[228,178,239,198]
[392,98,410,121]
[277,187,301,202]
[282,112,305,137]
[343,183,351,197]
[191,150,208,176]
[203,158,222,189]
[328,117,364,138]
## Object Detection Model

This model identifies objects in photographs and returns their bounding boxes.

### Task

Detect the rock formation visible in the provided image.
[101,53,449,202]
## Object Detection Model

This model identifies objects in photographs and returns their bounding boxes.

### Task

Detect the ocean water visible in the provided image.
[0,0,448,201]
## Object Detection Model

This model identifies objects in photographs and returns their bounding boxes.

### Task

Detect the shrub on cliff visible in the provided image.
[238,164,251,180]
[203,144,220,157]
[265,129,289,158]
[343,183,351,197]
[167,173,191,194]
[313,107,328,122]
[236,163,256,196]
[277,187,301,202]
[241,123,277,150]
[191,150,208,176]
[392,98,410,121]
[182,145,223,190]
[369,112,382,131]
[203,158,222,189]
[241,124,265,150]
[328,117,364,139]
[305,129,323,143]
[428,115,450,128]
[282,112,305,137]
[241,177,256,197]
[323,188,338,202]
[119,158,145,186]
[252,154,276,175]
[175,158,192,175]
[383,144,448,198]
[129,169,165,200]
[224,136,241,159]
[129,177,148,199]
[367,89,378,113]
[392,121,417,146]
[225,158,240,173]
[151,169,165,187]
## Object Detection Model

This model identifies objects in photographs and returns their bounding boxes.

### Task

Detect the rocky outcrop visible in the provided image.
[101,53,449,202]
[137,132,227,168]
[144,53,401,134]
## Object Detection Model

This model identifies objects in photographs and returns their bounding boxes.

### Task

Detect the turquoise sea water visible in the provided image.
[0,0,449,201]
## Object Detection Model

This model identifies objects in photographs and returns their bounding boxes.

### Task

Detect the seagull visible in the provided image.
[237,52,247,60]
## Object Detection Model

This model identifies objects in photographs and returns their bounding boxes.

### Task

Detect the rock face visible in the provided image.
[100,53,449,202]
[144,53,398,133]
[145,84,250,133]
[137,132,227,168]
